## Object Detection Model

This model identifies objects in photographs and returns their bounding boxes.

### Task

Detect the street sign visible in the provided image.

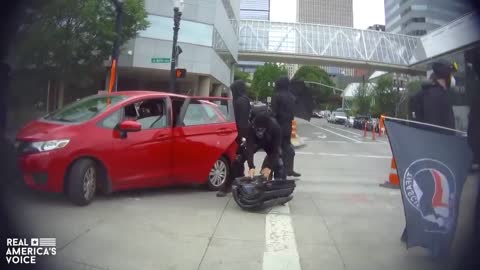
[267,96,272,103]
[151,57,170,64]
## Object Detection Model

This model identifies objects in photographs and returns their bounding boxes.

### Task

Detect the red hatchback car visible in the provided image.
[16,91,238,205]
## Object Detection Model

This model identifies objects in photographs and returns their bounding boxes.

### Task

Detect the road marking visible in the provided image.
[296,151,315,155]
[263,203,301,270]
[329,126,364,136]
[317,152,349,157]
[308,123,363,143]
[327,125,390,144]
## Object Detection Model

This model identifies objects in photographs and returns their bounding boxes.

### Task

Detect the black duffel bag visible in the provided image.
[232,176,296,211]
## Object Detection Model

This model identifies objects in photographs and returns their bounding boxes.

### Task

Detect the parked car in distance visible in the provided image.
[16,91,238,206]
[353,115,370,129]
[345,116,355,128]
[332,111,348,124]
[312,110,322,118]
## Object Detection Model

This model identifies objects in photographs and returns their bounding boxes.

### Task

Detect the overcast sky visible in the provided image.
[270,0,385,29]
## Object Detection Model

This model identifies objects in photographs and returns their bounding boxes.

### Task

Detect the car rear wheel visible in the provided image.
[67,159,97,206]
[207,157,229,191]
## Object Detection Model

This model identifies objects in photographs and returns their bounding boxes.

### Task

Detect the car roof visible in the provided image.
[102,90,231,100]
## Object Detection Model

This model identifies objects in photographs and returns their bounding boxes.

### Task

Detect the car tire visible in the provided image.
[66,159,97,206]
[207,157,230,191]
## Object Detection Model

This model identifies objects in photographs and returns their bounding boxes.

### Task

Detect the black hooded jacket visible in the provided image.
[231,80,251,141]
[246,113,282,169]
[271,77,295,126]
[414,80,455,129]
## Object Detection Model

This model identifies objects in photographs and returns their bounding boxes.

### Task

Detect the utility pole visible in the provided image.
[169,0,184,93]
[108,0,124,93]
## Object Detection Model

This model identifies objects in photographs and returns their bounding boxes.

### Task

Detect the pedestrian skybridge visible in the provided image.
[238,13,480,74]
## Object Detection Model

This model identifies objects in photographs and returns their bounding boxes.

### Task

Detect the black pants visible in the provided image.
[220,146,247,192]
[280,122,295,174]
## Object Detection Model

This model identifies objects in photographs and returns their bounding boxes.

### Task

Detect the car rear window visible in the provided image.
[45,95,126,123]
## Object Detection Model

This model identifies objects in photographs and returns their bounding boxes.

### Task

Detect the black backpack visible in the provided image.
[249,103,272,123]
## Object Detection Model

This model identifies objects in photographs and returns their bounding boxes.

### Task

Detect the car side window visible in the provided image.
[135,99,168,129]
[183,101,226,126]
[99,98,168,129]
[100,109,123,129]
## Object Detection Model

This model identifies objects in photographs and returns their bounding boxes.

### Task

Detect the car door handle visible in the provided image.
[155,134,170,140]
[217,128,232,135]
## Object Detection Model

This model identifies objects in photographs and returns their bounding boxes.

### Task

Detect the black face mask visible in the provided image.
[255,127,266,139]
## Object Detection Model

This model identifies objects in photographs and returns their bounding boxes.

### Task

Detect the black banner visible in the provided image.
[385,119,473,256]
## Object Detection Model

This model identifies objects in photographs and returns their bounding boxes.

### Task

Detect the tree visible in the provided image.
[371,75,400,117]
[234,68,251,84]
[14,0,149,102]
[352,83,372,116]
[292,65,335,105]
[250,63,287,100]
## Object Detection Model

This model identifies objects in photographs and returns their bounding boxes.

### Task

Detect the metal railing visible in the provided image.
[238,20,423,67]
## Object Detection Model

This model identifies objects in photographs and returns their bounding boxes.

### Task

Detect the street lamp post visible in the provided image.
[170,0,184,93]
[108,0,124,93]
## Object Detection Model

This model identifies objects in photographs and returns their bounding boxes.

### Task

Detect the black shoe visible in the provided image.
[288,171,301,177]
[216,191,227,197]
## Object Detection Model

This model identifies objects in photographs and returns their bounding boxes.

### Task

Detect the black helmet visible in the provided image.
[230,80,247,98]
[432,60,457,80]
[275,76,290,91]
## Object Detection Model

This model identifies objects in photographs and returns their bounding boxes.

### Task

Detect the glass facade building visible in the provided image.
[384,0,472,35]
[296,0,353,27]
[240,0,270,20]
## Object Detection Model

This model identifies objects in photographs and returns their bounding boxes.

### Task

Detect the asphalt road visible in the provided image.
[3,118,476,270]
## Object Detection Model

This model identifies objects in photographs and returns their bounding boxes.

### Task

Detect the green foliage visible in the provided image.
[371,75,400,117]
[406,80,423,95]
[15,0,149,82]
[352,83,372,116]
[250,63,288,100]
[234,68,251,84]
[292,65,335,103]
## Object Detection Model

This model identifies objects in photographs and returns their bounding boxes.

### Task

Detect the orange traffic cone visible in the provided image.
[379,158,400,189]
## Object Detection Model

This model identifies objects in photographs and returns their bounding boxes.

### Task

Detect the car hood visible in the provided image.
[335,115,347,118]
[16,120,77,141]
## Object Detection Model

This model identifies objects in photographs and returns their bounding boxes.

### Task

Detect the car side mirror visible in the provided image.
[118,120,142,132]
[115,120,141,139]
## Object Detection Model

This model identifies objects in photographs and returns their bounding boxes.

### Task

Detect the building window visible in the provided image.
[139,15,213,47]
[407,29,427,36]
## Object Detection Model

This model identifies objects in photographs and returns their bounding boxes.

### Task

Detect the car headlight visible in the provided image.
[21,139,70,153]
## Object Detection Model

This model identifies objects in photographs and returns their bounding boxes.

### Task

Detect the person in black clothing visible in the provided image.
[217,80,251,197]
[271,77,301,177]
[402,59,458,243]
[245,112,286,180]
[411,60,457,129]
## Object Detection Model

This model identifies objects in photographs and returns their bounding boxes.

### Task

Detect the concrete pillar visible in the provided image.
[212,84,223,97]
[197,76,211,97]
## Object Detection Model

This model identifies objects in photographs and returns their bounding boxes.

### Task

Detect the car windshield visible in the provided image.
[45,95,126,123]
[335,112,346,116]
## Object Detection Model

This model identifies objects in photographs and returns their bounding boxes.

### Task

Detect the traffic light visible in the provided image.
[175,68,187,78]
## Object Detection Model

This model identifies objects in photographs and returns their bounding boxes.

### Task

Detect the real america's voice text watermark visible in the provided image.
[5,238,56,264]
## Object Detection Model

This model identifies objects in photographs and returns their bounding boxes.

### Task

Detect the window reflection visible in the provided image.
[139,15,213,47]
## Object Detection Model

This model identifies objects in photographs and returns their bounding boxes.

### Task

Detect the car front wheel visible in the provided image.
[67,159,97,206]
[207,157,230,191]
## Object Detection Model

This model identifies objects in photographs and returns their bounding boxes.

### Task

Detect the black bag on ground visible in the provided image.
[232,176,296,211]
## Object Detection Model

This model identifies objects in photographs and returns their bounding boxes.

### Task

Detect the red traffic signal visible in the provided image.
[175,68,187,78]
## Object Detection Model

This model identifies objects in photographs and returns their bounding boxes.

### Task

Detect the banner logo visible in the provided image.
[403,159,456,233]
[5,238,56,264]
